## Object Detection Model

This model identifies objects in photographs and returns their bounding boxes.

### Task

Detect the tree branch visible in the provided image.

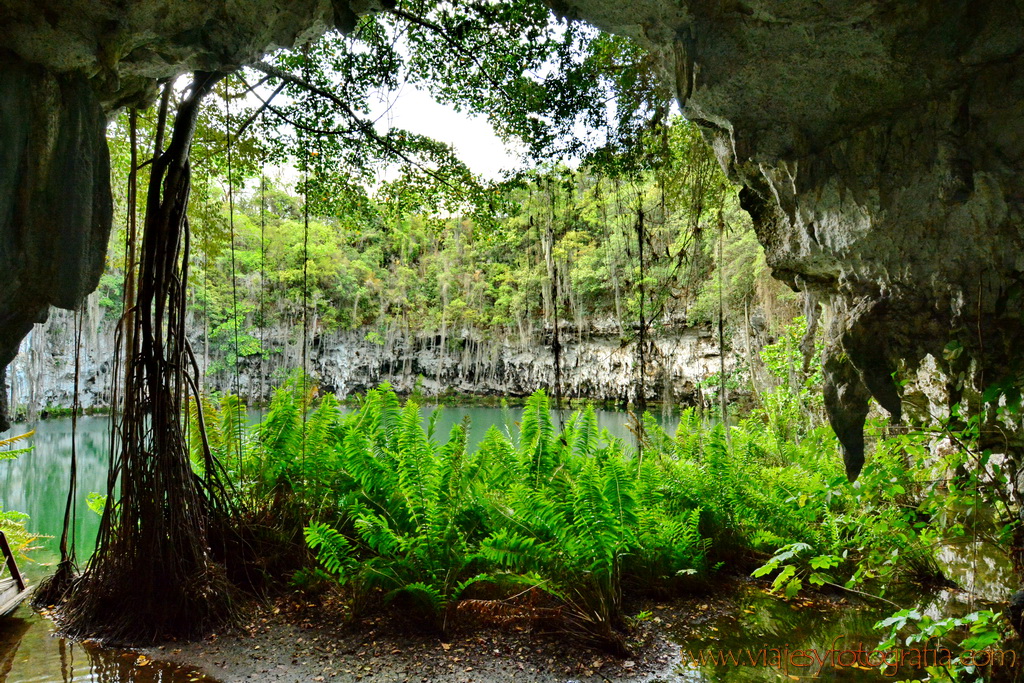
[250,60,464,194]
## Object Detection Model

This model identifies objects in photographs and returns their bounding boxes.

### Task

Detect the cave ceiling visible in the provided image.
[2,0,1023,478]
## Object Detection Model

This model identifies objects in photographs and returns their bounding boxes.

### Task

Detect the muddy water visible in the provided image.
[671,544,1017,681]
[0,612,215,682]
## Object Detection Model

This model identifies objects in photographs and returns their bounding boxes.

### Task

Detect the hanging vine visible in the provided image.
[547,177,564,417]
[32,306,83,607]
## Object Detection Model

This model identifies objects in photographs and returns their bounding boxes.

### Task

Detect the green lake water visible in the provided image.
[0,406,1015,682]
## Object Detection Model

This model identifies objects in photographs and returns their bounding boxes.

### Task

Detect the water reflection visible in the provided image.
[937,540,1016,604]
[673,543,1018,683]
[673,585,941,681]
[0,415,218,683]
[0,416,111,563]
[0,610,215,683]
[0,618,31,680]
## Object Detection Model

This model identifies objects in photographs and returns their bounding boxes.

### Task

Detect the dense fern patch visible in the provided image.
[190,361,975,655]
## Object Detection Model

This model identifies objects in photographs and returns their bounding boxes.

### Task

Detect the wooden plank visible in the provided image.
[0,569,28,617]
[0,533,24,592]
[0,588,28,618]
[0,532,29,618]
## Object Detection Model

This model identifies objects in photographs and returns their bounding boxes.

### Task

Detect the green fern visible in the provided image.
[305,522,357,577]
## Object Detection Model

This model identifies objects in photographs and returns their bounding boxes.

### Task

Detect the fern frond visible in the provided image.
[305,522,356,578]
[0,430,33,449]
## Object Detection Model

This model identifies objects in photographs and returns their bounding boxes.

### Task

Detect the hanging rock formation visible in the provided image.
[556,0,1024,478]
[0,0,367,430]
[0,55,111,433]
[2,0,1023,479]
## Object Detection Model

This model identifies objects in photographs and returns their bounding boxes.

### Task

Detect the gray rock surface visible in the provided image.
[0,54,111,431]
[7,308,733,414]
[0,1,340,107]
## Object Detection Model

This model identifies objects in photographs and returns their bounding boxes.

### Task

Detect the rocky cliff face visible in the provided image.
[558,0,1024,477]
[229,324,733,407]
[0,0,369,430]
[8,305,733,416]
[7,294,115,420]
[2,0,1023,477]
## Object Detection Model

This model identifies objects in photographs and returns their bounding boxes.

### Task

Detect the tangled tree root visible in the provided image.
[48,72,240,645]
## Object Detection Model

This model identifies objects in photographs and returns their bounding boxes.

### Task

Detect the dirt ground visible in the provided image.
[145,587,734,683]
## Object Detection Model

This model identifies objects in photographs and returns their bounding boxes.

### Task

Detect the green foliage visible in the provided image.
[0,440,38,561]
[234,382,832,649]
[87,4,1024,655]
[755,316,825,439]
[0,430,34,460]
[0,508,37,562]
[85,492,109,516]
[735,332,1024,609]
[199,366,993,654]
[298,388,490,630]
[209,385,718,647]
[875,608,1011,681]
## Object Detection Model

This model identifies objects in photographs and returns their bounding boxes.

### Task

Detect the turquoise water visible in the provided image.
[0,416,111,566]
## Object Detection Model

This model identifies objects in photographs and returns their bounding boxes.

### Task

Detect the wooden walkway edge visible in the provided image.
[0,532,29,617]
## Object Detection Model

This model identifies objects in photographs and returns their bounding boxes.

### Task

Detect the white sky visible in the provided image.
[369,84,527,182]
[260,82,529,189]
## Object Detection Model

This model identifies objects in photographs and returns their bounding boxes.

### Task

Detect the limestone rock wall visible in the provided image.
[236,324,731,406]
[8,312,733,416]
[6,294,115,420]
